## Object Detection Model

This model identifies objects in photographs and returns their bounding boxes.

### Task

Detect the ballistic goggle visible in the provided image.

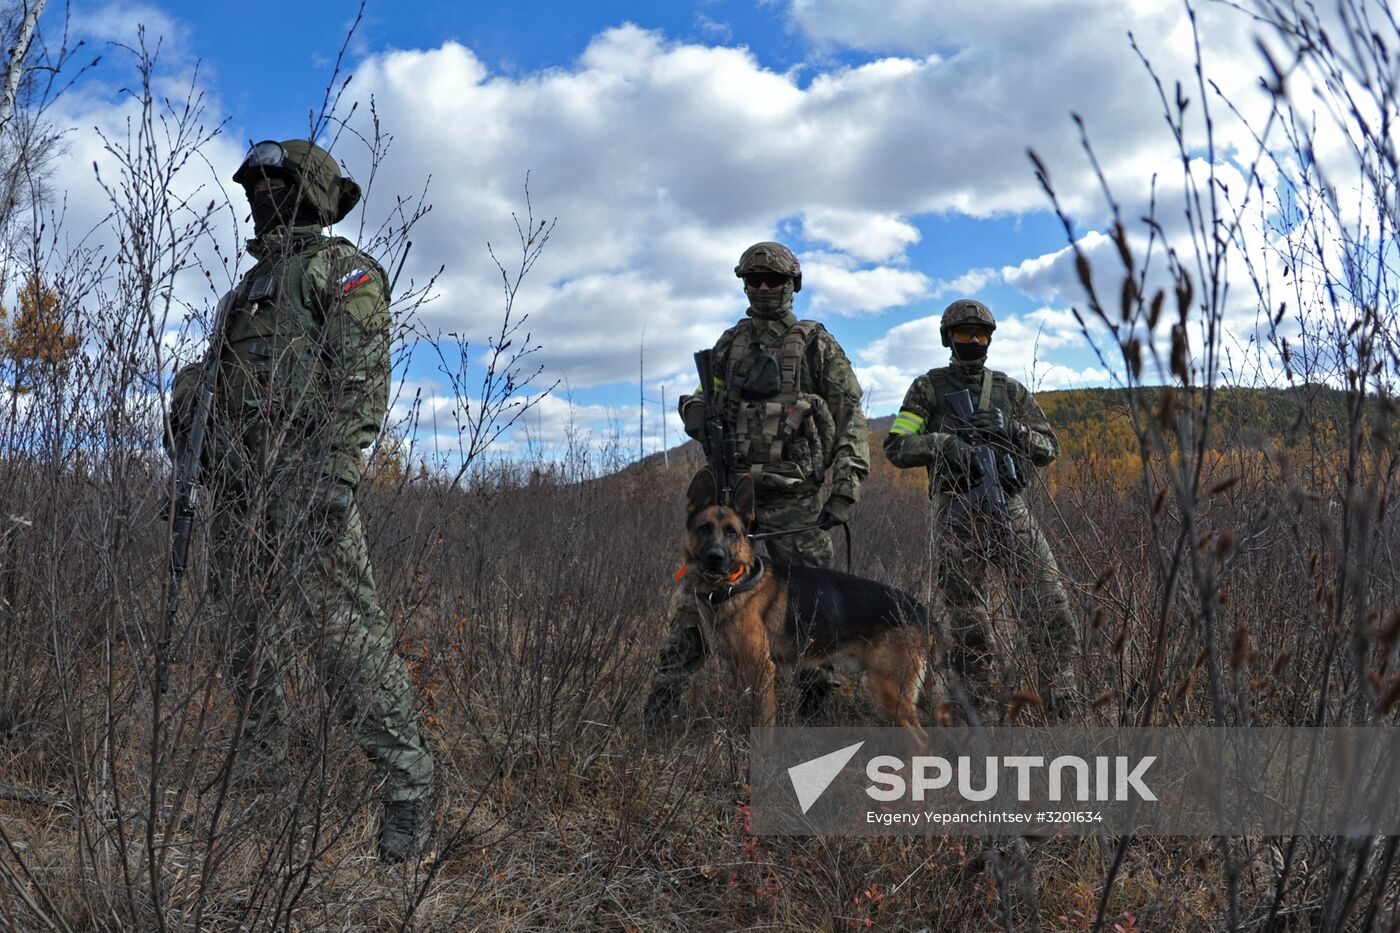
[232,140,294,185]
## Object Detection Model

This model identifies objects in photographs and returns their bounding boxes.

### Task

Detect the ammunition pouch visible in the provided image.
[997,452,1027,496]
[725,320,835,493]
[736,353,781,400]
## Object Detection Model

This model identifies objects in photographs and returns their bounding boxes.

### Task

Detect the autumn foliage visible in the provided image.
[0,272,78,389]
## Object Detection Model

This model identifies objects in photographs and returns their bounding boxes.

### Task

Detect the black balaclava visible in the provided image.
[951,340,989,364]
[247,178,323,236]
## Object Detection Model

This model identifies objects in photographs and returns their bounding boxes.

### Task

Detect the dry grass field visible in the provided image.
[2,389,1397,930]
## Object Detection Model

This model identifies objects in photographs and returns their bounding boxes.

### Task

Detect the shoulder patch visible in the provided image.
[337,267,374,295]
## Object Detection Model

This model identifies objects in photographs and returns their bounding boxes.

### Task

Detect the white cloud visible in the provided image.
[73,2,190,57]
[38,0,1361,464]
[931,267,998,299]
[800,208,920,262]
[1002,230,1113,308]
[803,259,930,315]
[339,11,1278,391]
[10,12,246,392]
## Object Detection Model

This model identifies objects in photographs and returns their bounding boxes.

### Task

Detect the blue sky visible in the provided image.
[37,0,1288,465]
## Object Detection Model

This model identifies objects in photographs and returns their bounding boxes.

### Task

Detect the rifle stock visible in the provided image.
[159,289,235,693]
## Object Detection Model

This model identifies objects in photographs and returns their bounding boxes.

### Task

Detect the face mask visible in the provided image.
[952,340,989,363]
[746,282,794,319]
[248,186,321,236]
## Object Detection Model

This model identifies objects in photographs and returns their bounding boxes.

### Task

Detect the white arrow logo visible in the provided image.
[788,741,865,814]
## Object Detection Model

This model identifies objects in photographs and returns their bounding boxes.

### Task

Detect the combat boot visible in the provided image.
[379,798,427,862]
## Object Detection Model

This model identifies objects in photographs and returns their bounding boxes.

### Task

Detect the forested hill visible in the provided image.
[635,383,1355,476]
[997,383,1349,459]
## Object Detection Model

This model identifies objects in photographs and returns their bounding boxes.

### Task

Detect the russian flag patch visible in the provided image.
[338,268,372,294]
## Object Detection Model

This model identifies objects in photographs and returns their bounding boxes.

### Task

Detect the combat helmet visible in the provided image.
[735,241,802,292]
[233,139,362,225]
[939,298,996,347]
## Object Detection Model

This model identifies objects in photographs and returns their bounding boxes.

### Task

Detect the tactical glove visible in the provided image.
[969,409,1029,449]
[939,435,973,471]
[817,493,854,530]
[968,408,1004,436]
[681,398,709,441]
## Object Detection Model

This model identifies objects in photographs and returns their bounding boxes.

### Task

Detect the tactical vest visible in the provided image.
[218,235,369,421]
[723,319,836,492]
[923,365,1030,496]
[923,365,1006,426]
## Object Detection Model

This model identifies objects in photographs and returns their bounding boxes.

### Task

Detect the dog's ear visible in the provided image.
[686,467,717,515]
[732,473,756,524]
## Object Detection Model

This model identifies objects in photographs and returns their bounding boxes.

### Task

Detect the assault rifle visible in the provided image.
[945,388,1018,532]
[159,289,236,693]
[693,349,738,507]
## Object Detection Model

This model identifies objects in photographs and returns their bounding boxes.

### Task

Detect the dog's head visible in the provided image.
[683,468,756,585]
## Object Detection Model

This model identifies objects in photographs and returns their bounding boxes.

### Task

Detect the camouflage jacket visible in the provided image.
[173,224,391,487]
[883,361,1058,497]
[681,308,870,502]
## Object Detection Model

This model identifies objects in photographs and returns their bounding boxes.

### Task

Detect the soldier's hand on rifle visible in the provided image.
[969,409,1029,450]
[681,398,709,442]
[156,484,177,521]
[817,493,854,530]
[939,435,974,472]
[968,409,1005,438]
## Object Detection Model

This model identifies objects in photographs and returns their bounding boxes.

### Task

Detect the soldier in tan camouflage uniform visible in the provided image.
[884,299,1078,717]
[643,241,871,730]
[170,139,432,861]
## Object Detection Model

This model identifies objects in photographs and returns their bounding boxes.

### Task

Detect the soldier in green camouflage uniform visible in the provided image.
[170,139,432,861]
[643,242,871,729]
[883,299,1078,716]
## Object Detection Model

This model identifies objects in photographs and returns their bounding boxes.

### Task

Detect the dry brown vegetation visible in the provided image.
[6,417,1396,930]
[2,0,1400,929]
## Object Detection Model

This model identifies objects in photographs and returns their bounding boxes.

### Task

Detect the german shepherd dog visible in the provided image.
[680,468,937,730]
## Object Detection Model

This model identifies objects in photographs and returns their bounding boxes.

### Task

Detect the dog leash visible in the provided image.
[746,525,820,541]
[747,524,854,573]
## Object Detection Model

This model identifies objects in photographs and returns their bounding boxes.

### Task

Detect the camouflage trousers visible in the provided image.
[214,479,434,802]
[933,493,1078,710]
[649,486,832,709]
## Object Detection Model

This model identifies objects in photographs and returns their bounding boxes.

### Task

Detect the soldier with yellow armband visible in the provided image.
[884,299,1079,718]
